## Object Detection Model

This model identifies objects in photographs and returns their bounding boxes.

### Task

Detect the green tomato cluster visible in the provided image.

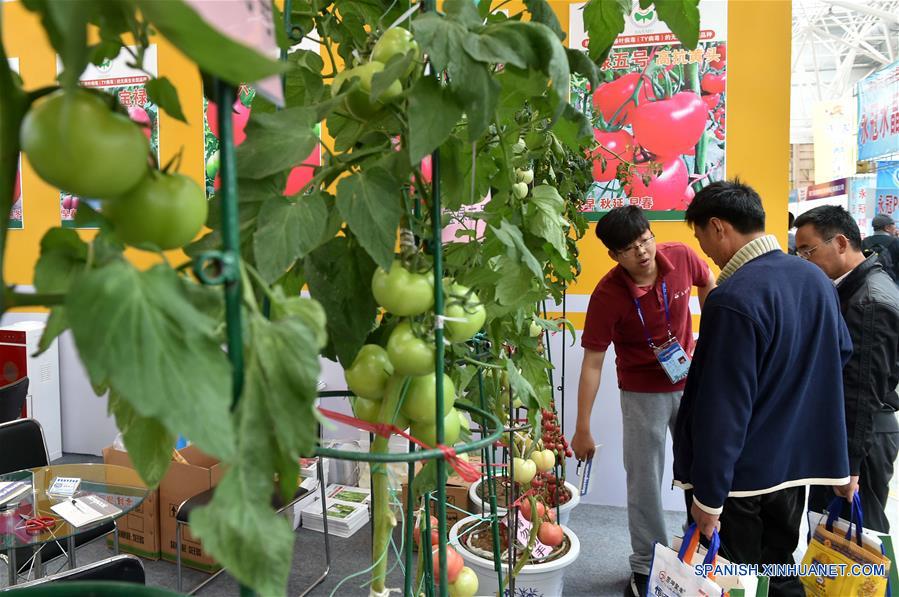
[331,27,420,119]
[21,89,207,251]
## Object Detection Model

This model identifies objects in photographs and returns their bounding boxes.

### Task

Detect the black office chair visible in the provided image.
[0,378,28,425]
[1,554,145,590]
[0,419,119,584]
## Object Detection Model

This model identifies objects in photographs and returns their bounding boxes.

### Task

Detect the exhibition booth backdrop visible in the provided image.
[1,0,791,510]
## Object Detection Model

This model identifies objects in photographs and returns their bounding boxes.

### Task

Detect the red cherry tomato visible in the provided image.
[702,94,721,111]
[592,129,635,182]
[592,72,654,126]
[626,158,690,211]
[709,44,726,70]
[701,73,726,95]
[631,92,707,158]
[538,522,564,547]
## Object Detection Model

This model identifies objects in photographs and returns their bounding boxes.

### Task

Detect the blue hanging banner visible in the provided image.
[876,161,899,218]
[857,61,899,161]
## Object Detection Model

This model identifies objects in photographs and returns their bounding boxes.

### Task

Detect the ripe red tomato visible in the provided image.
[625,158,690,211]
[519,499,545,522]
[702,94,721,110]
[538,522,564,547]
[701,73,726,95]
[432,546,464,583]
[592,73,654,126]
[632,92,706,158]
[592,129,635,182]
[709,44,726,69]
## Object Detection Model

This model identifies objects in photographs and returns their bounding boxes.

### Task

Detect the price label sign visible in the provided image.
[505,510,552,559]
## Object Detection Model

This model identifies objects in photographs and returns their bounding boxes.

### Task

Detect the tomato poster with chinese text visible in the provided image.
[569,2,727,220]
[58,46,160,228]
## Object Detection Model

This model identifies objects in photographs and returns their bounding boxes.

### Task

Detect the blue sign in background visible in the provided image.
[857,61,899,160]
[875,161,899,217]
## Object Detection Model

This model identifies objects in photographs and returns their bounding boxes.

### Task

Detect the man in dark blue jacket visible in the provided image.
[674,180,852,597]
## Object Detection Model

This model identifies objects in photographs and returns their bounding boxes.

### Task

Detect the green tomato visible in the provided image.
[372,262,434,316]
[512,457,537,484]
[386,321,435,376]
[104,172,208,250]
[449,567,479,597]
[352,395,409,429]
[444,281,486,342]
[516,169,534,184]
[411,407,461,447]
[21,89,149,198]
[205,150,220,179]
[400,372,455,423]
[345,344,394,400]
[332,62,402,119]
[512,182,529,199]
[371,27,421,77]
[529,320,543,337]
[457,409,471,432]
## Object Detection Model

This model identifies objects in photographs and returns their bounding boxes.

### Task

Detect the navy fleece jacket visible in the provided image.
[673,250,852,512]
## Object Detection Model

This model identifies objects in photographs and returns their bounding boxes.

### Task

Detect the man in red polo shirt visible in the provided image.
[572,206,715,597]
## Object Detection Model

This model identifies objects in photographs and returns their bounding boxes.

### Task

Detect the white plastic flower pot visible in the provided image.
[449,515,580,597]
[468,479,581,526]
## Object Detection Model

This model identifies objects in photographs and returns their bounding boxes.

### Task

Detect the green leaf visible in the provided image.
[108,392,174,487]
[528,185,569,258]
[565,48,600,91]
[654,0,701,49]
[336,168,402,273]
[304,236,379,367]
[553,104,592,152]
[270,292,328,351]
[236,107,318,179]
[444,0,482,26]
[24,0,92,90]
[136,0,290,86]
[412,459,441,502]
[36,308,68,356]
[90,39,123,66]
[505,358,536,402]
[66,263,236,460]
[33,228,88,293]
[408,77,463,164]
[490,221,543,279]
[522,22,570,116]
[462,33,528,69]
[582,0,629,62]
[284,49,326,108]
[146,76,186,123]
[524,0,566,41]
[253,191,338,284]
[495,261,536,305]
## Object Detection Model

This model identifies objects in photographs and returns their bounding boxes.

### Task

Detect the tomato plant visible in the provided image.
[411,407,461,446]
[372,262,434,316]
[592,129,635,182]
[631,92,707,158]
[345,344,394,400]
[386,322,435,377]
[103,172,207,250]
[21,89,149,198]
[401,372,456,423]
[371,27,420,76]
[444,281,486,342]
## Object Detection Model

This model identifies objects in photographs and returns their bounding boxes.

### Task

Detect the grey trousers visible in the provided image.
[620,389,682,574]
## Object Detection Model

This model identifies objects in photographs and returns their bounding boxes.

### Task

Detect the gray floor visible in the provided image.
[3,453,684,596]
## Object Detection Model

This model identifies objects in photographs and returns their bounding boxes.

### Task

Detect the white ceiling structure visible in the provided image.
[791,0,899,144]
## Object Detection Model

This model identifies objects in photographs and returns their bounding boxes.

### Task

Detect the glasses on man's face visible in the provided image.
[797,237,835,260]
[617,235,655,258]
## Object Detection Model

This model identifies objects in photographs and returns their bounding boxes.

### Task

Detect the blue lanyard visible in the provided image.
[633,280,675,349]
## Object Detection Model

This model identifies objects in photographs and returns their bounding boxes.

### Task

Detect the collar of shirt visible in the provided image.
[617,246,676,299]
[834,269,852,287]
[717,235,782,284]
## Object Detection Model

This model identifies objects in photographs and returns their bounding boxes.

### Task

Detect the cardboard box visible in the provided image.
[159,445,225,572]
[102,446,161,560]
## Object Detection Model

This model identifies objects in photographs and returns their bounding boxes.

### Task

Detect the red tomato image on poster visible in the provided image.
[128,106,152,141]
[625,158,691,211]
[592,73,654,126]
[631,92,706,158]
[206,100,251,146]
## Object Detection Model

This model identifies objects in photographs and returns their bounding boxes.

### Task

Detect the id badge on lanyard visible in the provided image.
[634,281,691,384]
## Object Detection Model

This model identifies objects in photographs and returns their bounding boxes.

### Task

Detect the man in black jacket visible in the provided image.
[862,213,899,282]
[795,206,899,533]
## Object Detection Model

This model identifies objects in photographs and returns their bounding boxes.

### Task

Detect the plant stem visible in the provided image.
[685,62,707,192]
[371,385,402,593]
[4,289,66,308]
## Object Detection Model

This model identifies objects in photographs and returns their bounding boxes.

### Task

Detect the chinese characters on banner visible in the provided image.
[875,162,899,219]
[203,37,320,198]
[8,58,23,229]
[857,61,899,161]
[58,46,160,228]
[568,1,727,220]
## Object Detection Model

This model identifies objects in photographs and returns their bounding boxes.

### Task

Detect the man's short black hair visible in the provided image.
[788,211,795,229]
[794,205,862,251]
[595,205,650,252]
[684,179,766,234]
